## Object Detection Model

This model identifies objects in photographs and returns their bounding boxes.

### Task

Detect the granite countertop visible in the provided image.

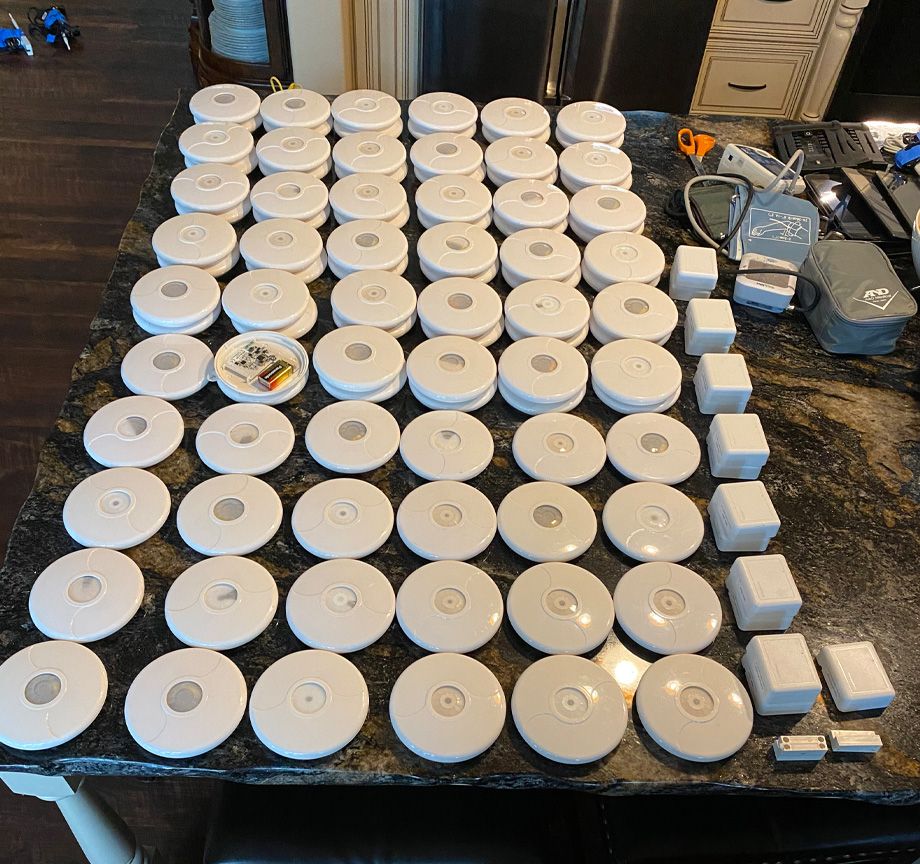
[1,92,919,802]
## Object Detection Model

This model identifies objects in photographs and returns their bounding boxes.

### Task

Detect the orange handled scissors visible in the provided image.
[678,127,715,174]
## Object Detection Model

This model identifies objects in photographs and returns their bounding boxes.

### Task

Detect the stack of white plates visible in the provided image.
[209,0,269,64]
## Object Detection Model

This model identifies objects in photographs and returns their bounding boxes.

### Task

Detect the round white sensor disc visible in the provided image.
[499,336,589,407]
[29,548,144,642]
[591,339,682,410]
[406,335,497,405]
[176,474,282,556]
[556,101,626,145]
[558,142,632,191]
[63,467,170,550]
[165,556,278,650]
[83,396,184,469]
[397,480,496,561]
[606,414,700,484]
[635,653,753,762]
[512,654,627,764]
[408,91,478,135]
[121,334,214,401]
[222,269,309,330]
[415,175,492,227]
[497,482,597,563]
[312,325,405,394]
[331,269,417,330]
[0,641,107,750]
[417,278,502,339]
[396,560,502,653]
[292,478,393,559]
[196,403,295,475]
[614,561,721,655]
[602,482,704,563]
[504,280,590,342]
[480,97,550,141]
[130,265,221,329]
[250,650,369,760]
[286,558,395,652]
[124,648,246,759]
[399,410,493,481]
[583,232,665,289]
[512,413,606,486]
[306,400,400,474]
[506,562,613,654]
[592,282,678,344]
[389,653,506,763]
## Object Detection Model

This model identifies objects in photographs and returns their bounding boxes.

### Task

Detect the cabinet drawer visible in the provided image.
[692,48,811,117]
[711,0,833,41]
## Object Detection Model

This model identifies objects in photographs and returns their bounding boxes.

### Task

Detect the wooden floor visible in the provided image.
[0,2,218,862]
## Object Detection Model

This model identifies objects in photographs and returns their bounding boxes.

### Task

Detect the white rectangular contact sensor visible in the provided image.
[816,642,896,712]
[742,633,821,715]
[708,413,770,479]
[828,730,883,753]
[726,554,801,631]
[772,735,827,762]
[684,298,736,355]
[694,353,752,414]
[708,480,780,552]
[669,245,718,301]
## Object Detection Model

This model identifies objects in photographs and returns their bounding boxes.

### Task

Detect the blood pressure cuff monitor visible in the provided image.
[728,185,820,266]
[799,241,916,355]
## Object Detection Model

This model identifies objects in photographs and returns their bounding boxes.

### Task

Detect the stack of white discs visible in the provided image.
[329,173,409,228]
[417,278,503,346]
[407,335,497,412]
[485,137,558,186]
[415,175,492,230]
[305,400,400,474]
[555,101,626,148]
[417,222,498,283]
[214,330,310,405]
[558,142,632,194]
[331,89,403,138]
[492,179,569,236]
[500,228,581,288]
[332,131,407,181]
[504,280,591,346]
[178,122,257,174]
[190,83,262,132]
[121,334,214,401]
[239,218,326,282]
[591,338,682,413]
[331,270,417,336]
[259,88,331,134]
[152,213,239,277]
[408,91,478,139]
[222,269,318,339]
[583,231,665,292]
[481,97,550,143]
[326,219,409,279]
[312,325,406,402]
[569,185,646,242]
[249,172,329,226]
[256,128,332,178]
[131,265,222,335]
[498,336,588,415]
[591,282,678,346]
[170,163,251,223]
[409,133,485,183]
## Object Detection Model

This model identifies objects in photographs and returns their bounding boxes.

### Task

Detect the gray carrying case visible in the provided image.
[799,241,916,355]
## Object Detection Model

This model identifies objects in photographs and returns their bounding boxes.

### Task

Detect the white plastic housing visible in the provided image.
[772,735,827,761]
[684,299,736,356]
[669,245,718,301]
[707,413,770,480]
[734,252,798,313]
[708,480,780,553]
[693,353,752,414]
[726,554,800,631]
[816,642,895,712]
[741,633,821,715]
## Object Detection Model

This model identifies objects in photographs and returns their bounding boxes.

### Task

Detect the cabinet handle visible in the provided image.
[728,82,768,91]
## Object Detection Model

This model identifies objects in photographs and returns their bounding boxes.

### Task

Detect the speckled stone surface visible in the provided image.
[1,93,919,802]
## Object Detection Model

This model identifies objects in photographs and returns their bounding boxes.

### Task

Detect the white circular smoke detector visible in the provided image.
[287,558,395,652]
[406,335,497,408]
[250,171,329,226]
[399,410,493,481]
[63,467,170,550]
[256,127,332,177]
[606,414,700,484]
[614,561,721,655]
[329,173,409,227]
[389,653,506,763]
[410,132,484,182]
[331,270,417,332]
[583,232,665,291]
[512,413,605,486]
[121,334,214,401]
[492,179,569,235]
[558,142,632,194]
[408,91,478,137]
[132,303,220,337]
[485,136,558,186]
[222,269,308,330]
[124,647,246,759]
[504,280,590,344]
[417,278,502,340]
[179,122,257,174]
[635,653,753,762]
[292,478,393,559]
[239,219,325,281]
[591,282,678,346]
[397,480,497,561]
[602,482,704,563]
[500,228,581,288]
[312,325,405,396]
[306,400,400,474]
[259,88,330,133]
[498,336,589,413]
[481,97,550,143]
[331,89,402,134]
[332,131,407,179]
[397,560,502,653]
[555,101,626,148]
[250,650,369,760]
[569,185,646,242]
[177,474,282,556]
[165,556,278,650]
[591,339,682,414]
[170,162,251,222]
[512,654,627,764]
[196,403,295,475]
[130,265,221,330]
[326,219,409,279]
[152,212,239,276]
[415,175,493,230]
[213,331,309,405]
[29,548,144,642]
[83,395,183,469]
[497,482,597,563]
[0,641,107,750]
[417,222,498,283]
[506,562,613,654]
[190,83,262,130]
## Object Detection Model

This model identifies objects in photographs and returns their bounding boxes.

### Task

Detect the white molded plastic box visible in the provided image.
[742,633,821,715]
[684,298,736,356]
[669,245,718,301]
[816,642,895,712]
[708,480,780,552]
[726,554,800,631]
[707,413,770,479]
[694,353,752,414]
